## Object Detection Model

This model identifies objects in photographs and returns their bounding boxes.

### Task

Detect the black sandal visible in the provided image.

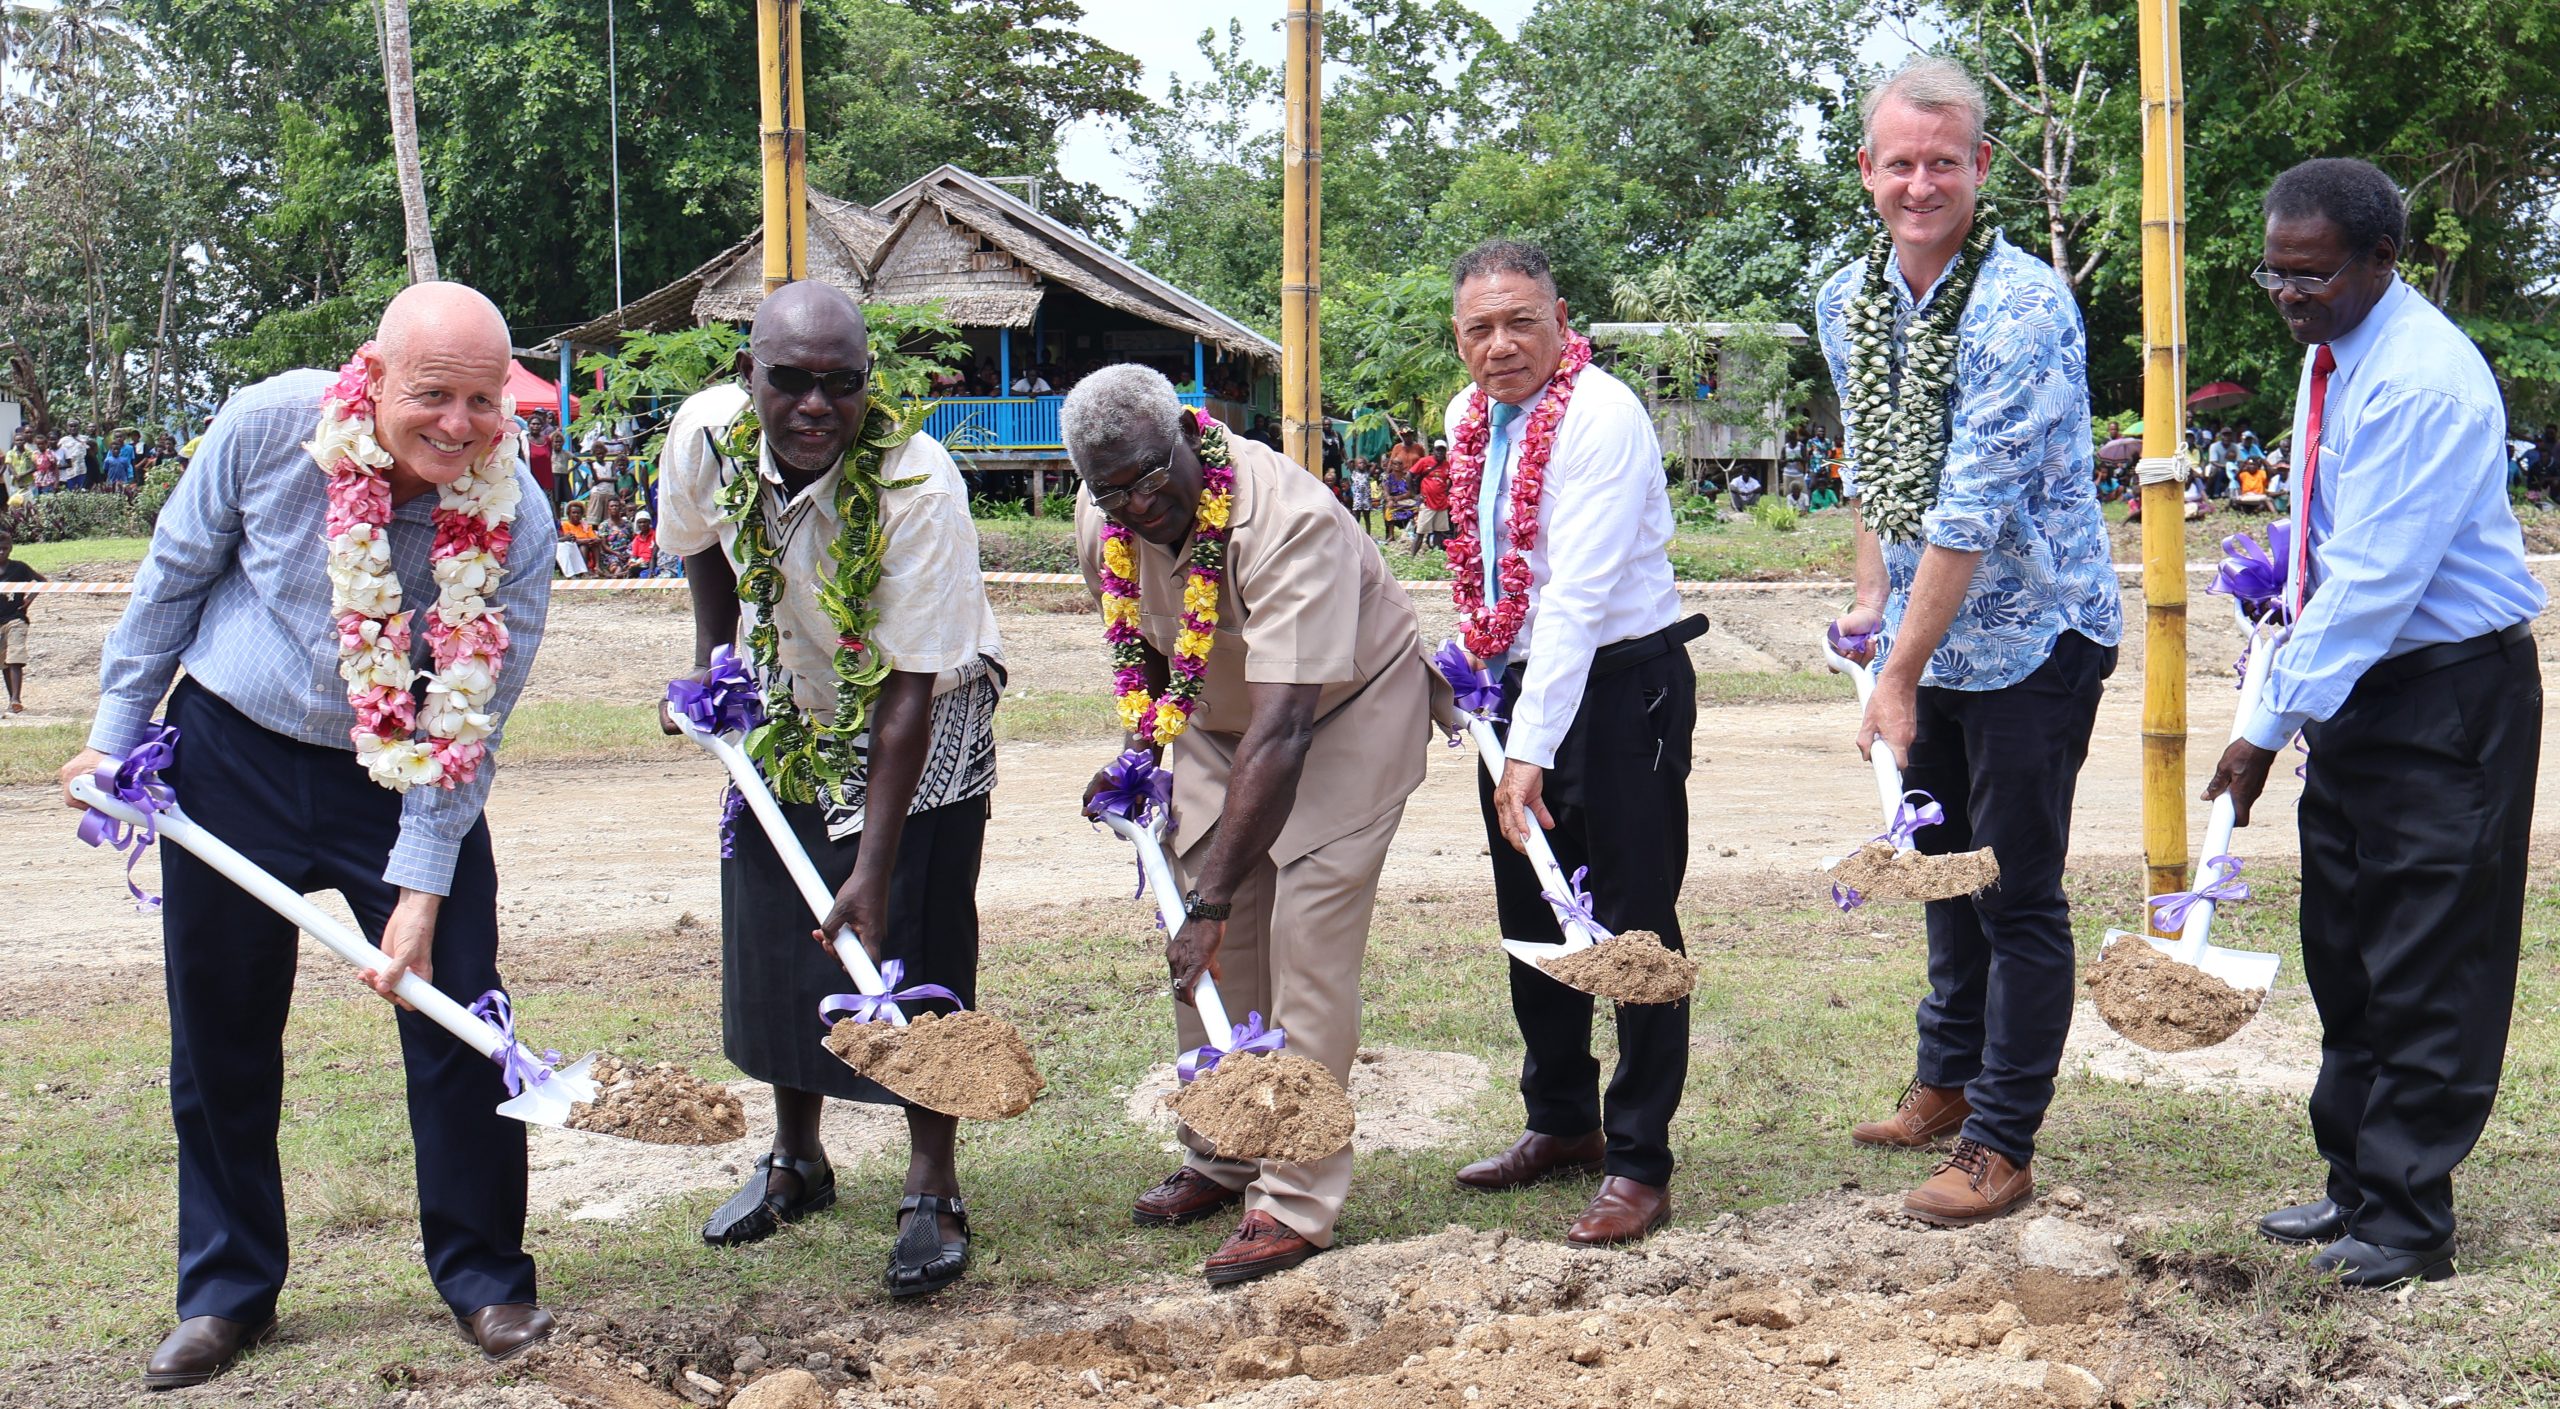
[701,1152,836,1246]
[887,1194,972,1299]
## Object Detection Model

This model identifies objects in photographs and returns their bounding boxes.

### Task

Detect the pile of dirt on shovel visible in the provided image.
[1539,931,1697,1004]
[1830,839,2001,902]
[564,1054,748,1145]
[2085,941,2263,1052]
[825,1010,1043,1120]
[1167,1051,1356,1163]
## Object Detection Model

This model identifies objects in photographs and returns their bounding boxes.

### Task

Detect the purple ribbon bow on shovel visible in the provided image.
[818,959,965,1028]
[1090,748,1174,899]
[467,989,562,1097]
[2148,855,2251,934]
[1540,865,1613,941]
[1432,640,1506,722]
[2210,522,2293,625]
[1826,620,1880,659]
[75,722,179,910]
[1176,1010,1289,1083]
[1879,791,1945,849]
[1832,882,1866,914]
[666,644,768,736]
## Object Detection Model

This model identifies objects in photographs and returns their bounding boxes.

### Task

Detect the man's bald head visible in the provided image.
[738,281,875,476]
[363,281,517,490]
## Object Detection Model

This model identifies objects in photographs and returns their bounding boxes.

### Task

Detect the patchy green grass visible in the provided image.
[9,536,150,573]
[1380,508,1859,583]
[1697,669,1854,706]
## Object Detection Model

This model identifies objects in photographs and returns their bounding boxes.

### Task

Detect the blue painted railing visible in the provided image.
[918,394,1261,457]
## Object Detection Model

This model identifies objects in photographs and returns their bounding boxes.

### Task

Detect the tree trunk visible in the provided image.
[380,0,439,283]
[6,342,54,441]
[146,229,179,427]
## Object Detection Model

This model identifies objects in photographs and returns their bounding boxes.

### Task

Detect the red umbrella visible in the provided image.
[2186,381,2252,413]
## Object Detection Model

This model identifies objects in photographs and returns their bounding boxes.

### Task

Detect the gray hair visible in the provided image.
[1861,55,1988,149]
[1060,363,1185,480]
[1453,238,1555,297]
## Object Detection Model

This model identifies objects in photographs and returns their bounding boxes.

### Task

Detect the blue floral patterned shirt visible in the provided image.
[1815,232,2121,691]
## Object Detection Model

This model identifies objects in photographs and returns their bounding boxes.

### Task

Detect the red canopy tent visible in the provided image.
[505,359,578,419]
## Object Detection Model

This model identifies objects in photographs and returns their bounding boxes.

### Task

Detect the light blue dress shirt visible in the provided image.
[1815,233,2122,690]
[2240,277,2544,751]
[90,369,557,895]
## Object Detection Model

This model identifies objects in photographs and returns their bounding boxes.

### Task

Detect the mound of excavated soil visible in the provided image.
[1126,1047,1487,1154]
[1538,931,1697,1004]
[1166,1051,1356,1164]
[1831,840,2001,902]
[564,1054,747,1145]
[824,1010,1043,1120]
[2085,941,2263,1052]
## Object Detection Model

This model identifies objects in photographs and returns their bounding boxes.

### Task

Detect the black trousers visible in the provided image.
[2298,627,2540,1249]
[1901,631,2113,1164]
[1479,644,1695,1186]
[159,679,535,1324]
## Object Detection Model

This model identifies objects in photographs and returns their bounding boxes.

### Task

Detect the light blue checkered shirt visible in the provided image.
[89,369,557,895]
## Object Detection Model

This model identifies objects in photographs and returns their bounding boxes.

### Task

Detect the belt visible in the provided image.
[2361,622,2533,690]
[1590,614,1710,680]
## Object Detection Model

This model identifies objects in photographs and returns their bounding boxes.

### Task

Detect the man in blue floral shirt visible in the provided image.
[1816,56,2122,1228]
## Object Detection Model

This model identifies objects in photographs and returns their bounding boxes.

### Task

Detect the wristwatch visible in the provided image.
[1183,890,1232,923]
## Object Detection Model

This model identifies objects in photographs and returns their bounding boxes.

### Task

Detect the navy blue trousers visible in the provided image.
[158,679,534,1324]
[1899,632,2112,1164]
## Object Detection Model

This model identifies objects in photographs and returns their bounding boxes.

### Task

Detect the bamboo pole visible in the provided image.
[380,0,438,283]
[2136,0,2190,913]
[757,0,809,292]
[1280,2,1323,473]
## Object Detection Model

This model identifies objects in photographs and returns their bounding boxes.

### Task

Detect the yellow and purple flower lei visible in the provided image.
[1099,413,1236,747]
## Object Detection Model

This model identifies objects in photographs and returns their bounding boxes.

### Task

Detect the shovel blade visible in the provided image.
[495,1051,601,1129]
[1501,937,1585,969]
[2100,930,2283,994]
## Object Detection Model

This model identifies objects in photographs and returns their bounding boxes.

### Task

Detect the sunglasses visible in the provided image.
[2250,253,2360,296]
[1090,458,1174,514]
[755,360,870,399]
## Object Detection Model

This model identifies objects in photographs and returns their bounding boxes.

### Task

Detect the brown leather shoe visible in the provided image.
[1133,1166,1246,1228]
[144,1314,276,1390]
[1204,1210,1321,1286]
[456,1303,555,1364]
[1565,1175,1672,1245]
[1852,1079,1972,1149]
[1455,1130,1606,1190]
[1903,1138,2034,1227]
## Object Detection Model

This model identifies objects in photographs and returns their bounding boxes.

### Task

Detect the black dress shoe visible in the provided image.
[702,1151,835,1246]
[887,1194,971,1299]
[2258,1198,2352,1246]
[2310,1235,2457,1288]
[144,1314,277,1390]
[455,1303,556,1363]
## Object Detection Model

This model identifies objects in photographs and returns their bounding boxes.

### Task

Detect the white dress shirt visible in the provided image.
[1442,364,1680,770]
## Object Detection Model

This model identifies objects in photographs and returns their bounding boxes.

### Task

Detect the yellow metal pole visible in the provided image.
[1281,2,1323,473]
[757,0,808,292]
[2137,0,2190,913]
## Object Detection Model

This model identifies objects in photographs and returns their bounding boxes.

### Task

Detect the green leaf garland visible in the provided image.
[1843,224,1999,544]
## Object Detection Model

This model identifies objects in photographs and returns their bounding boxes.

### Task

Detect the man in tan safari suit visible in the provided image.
[1066,364,1445,1286]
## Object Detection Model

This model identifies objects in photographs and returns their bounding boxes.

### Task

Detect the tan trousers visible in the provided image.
[1171,801,1405,1246]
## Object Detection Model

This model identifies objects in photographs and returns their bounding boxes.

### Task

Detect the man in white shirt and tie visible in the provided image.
[1440,239,1705,1245]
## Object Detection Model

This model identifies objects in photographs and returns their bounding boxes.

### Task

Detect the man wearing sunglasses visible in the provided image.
[655,281,1006,1299]
[2206,157,2543,1288]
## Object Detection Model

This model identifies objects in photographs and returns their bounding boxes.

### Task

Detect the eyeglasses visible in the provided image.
[2250,253,2360,296]
[755,360,870,398]
[1090,458,1174,514]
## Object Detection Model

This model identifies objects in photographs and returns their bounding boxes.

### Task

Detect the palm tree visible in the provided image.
[3,0,140,92]
[378,0,439,282]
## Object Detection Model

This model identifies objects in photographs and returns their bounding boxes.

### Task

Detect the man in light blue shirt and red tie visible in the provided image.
[2207,158,2544,1289]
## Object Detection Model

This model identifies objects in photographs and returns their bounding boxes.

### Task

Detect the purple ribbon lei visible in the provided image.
[818,959,965,1028]
[1540,865,1614,941]
[75,722,180,911]
[2147,854,2251,933]
[1879,791,1945,849]
[2210,522,2293,624]
[666,644,768,737]
[1432,640,1505,720]
[467,989,561,1097]
[1827,619,1880,660]
[1176,1010,1289,1083]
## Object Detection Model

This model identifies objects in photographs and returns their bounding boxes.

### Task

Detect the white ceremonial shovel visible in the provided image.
[2098,606,2285,993]
[70,775,598,1127]
[673,715,908,1026]
[1819,640,1928,860]
[1096,809,1242,1045]
[1455,715,1609,970]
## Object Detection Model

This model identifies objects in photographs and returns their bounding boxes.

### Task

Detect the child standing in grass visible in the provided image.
[0,528,46,712]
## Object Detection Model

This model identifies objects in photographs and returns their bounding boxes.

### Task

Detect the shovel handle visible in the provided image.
[1820,643,1914,842]
[1096,811,1235,1041]
[678,718,905,1026]
[1461,718,1604,948]
[71,775,520,1064]
[2168,610,2280,958]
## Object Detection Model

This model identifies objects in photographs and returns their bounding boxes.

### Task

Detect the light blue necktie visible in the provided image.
[1476,400,1524,671]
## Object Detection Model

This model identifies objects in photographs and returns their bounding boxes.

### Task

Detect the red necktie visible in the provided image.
[2289,343,2338,616]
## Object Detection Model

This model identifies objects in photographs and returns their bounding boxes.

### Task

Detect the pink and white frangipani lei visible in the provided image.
[1442,331,1595,659]
[307,342,522,793]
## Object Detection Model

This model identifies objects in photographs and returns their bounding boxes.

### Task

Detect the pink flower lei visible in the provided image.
[1442,332,1596,658]
[307,342,523,794]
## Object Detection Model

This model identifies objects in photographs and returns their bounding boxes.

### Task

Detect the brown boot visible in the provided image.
[1454,1130,1606,1190]
[1133,1166,1245,1228]
[1851,1079,1971,1149]
[1902,1138,2034,1227]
